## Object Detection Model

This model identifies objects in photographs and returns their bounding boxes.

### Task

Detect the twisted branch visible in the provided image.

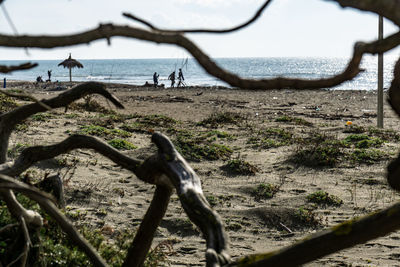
[0,81,124,163]
[151,133,230,266]
[0,24,398,91]
[123,0,273,33]
[0,62,38,73]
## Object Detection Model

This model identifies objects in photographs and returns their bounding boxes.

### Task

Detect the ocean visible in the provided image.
[1,56,397,90]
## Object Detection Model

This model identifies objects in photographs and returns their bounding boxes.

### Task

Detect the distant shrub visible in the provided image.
[306,191,343,207]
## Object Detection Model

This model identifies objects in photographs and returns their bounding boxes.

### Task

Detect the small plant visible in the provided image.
[0,94,18,113]
[108,139,137,150]
[295,206,321,227]
[252,183,279,201]
[197,112,244,127]
[78,125,132,139]
[344,134,384,149]
[350,149,387,164]
[289,133,345,167]
[173,132,232,161]
[206,195,218,207]
[275,115,313,126]
[248,128,293,149]
[224,158,259,175]
[138,114,178,127]
[7,143,29,158]
[31,112,54,122]
[306,191,343,207]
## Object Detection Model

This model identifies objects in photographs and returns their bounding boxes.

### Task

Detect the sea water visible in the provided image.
[1,56,397,90]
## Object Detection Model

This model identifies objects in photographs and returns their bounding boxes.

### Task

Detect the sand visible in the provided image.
[5,81,400,266]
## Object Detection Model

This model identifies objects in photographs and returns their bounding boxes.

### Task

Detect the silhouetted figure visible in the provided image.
[177,68,185,87]
[153,72,159,88]
[36,76,44,83]
[47,70,52,82]
[168,71,175,88]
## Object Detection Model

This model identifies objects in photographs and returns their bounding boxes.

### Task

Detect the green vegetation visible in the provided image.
[248,128,293,149]
[306,191,343,207]
[138,114,178,127]
[0,194,170,266]
[275,115,313,126]
[251,183,279,201]
[350,149,388,164]
[290,133,345,167]
[344,134,384,149]
[108,139,137,150]
[224,158,259,175]
[120,114,178,133]
[31,112,54,122]
[295,207,321,227]
[7,143,29,158]
[173,130,233,161]
[197,112,244,127]
[206,195,218,207]
[78,125,131,139]
[0,94,18,113]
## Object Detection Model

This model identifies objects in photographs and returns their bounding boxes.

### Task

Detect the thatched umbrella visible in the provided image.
[58,53,83,82]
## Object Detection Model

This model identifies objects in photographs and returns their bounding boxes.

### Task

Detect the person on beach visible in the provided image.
[153,72,159,88]
[177,68,185,87]
[168,71,175,88]
[47,70,52,82]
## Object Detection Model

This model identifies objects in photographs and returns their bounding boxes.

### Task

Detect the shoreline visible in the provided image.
[3,79,385,93]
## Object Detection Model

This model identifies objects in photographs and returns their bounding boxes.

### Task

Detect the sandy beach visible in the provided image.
[4,80,400,266]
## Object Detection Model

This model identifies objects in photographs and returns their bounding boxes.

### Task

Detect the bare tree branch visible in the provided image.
[123,0,273,33]
[327,0,400,26]
[0,82,124,163]
[0,174,108,267]
[123,185,173,267]
[151,133,230,266]
[0,25,398,92]
[0,62,37,73]
[0,134,139,177]
[229,201,400,266]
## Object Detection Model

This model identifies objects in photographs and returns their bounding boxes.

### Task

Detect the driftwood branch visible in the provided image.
[0,62,38,74]
[0,82,124,163]
[0,24,398,91]
[230,201,400,266]
[0,174,108,267]
[123,0,273,33]
[123,185,173,267]
[328,0,400,26]
[151,133,230,266]
[0,134,140,177]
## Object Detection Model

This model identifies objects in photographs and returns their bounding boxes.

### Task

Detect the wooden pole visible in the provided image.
[377,16,384,128]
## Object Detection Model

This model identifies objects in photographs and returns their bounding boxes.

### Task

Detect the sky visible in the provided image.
[0,0,399,60]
